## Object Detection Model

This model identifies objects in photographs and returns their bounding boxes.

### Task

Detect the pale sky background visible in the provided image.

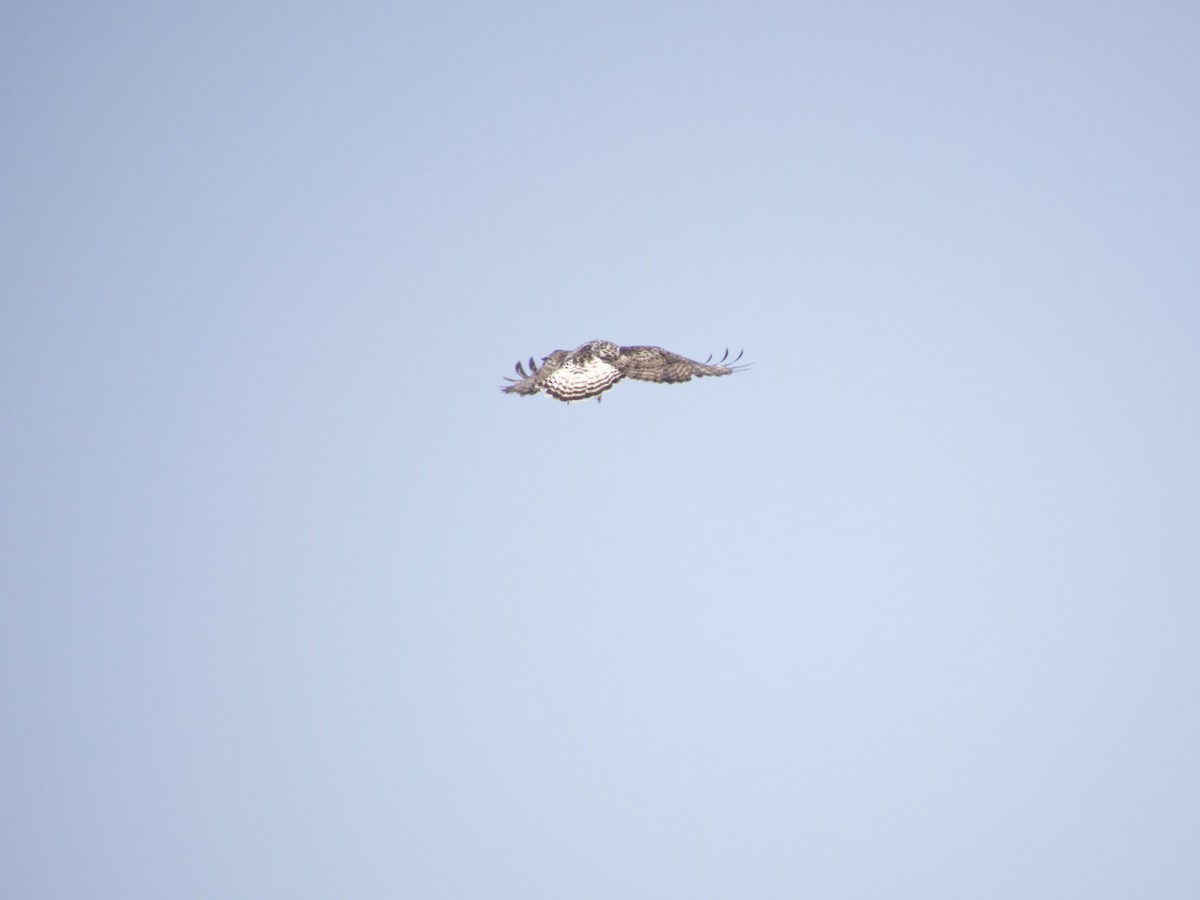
[3,2,1199,898]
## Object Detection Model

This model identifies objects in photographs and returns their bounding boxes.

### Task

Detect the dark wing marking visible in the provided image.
[616,345,749,383]
[501,350,570,396]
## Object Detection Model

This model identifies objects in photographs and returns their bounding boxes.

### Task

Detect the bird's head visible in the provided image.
[585,340,620,361]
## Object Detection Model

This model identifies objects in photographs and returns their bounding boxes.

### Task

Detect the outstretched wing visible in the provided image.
[616,346,747,383]
[501,355,544,395]
[501,351,568,396]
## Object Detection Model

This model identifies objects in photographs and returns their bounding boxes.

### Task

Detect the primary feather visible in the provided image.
[501,340,748,403]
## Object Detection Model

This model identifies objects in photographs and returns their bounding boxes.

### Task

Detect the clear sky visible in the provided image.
[3,2,1198,897]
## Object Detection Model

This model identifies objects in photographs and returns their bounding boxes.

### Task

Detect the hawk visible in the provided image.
[501,340,748,403]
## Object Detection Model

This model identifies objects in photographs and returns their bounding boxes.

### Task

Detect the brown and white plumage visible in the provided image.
[501,340,748,403]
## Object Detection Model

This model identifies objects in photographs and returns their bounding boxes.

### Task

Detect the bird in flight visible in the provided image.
[501,339,748,403]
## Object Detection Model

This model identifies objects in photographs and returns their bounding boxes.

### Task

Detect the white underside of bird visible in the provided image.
[543,356,621,402]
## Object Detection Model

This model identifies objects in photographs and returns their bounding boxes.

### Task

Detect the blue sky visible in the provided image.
[3,2,1199,897]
